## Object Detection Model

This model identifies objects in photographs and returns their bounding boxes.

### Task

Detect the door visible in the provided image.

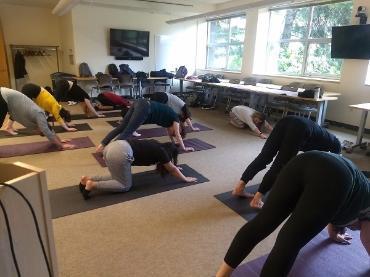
[0,20,10,87]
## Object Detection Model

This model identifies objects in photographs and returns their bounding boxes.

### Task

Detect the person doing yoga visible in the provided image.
[150,91,199,131]
[12,83,77,132]
[233,115,341,208]
[217,151,370,277]
[96,98,194,153]
[79,139,197,199]
[55,79,105,118]
[229,105,272,139]
[0,87,75,150]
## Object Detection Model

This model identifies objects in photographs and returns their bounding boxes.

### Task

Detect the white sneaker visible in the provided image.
[132,131,141,137]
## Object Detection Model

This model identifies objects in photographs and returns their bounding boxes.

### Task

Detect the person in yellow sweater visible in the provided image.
[4,83,77,135]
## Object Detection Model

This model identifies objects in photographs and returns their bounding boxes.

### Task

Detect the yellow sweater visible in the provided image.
[35,88,63,124]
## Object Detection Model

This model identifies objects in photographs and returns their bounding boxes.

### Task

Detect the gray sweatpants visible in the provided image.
[92,140,134,192]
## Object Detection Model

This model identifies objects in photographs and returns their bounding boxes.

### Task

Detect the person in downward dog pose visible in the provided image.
[232,116,341,208]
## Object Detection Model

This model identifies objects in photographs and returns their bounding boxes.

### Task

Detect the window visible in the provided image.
[265,1,352,78]
[206,15,246,72]
[366,62,370,85]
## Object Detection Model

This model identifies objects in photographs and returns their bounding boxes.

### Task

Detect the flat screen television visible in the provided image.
[331,25,370,59]
[110,28,150,58]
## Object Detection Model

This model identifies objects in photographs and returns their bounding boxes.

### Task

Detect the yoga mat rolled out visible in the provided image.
[214,185,267,221]
[71,111,121,120]
[49,164,209,218]
[106,121,213,137]
[232,230,369,277]
[0,137,95,158]
[0,123,93,139]
[92,138,216,167]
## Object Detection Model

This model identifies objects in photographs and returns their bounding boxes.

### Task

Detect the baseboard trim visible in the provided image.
[326,120,370,134]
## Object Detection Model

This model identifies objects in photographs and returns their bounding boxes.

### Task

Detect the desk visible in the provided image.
[349,103,370,145]
[185,78,339,126]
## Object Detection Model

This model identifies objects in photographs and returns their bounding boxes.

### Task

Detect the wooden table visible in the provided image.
[349,103,370,145]
[185,78,339,126]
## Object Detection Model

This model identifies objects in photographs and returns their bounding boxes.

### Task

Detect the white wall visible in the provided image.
[70,4,197,76]
[0,4,62,88]
[196,0,370,128]
[59,11,78,75]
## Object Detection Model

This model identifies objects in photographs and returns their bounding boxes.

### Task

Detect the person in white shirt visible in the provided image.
[230,105,272,139]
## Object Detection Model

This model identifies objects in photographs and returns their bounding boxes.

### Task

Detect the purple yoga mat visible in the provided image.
[106,122,213,138]
[92,138,216,167]
[0,137,95,158]
[232,230,369,277]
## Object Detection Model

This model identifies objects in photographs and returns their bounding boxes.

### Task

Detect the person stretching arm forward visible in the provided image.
[217,151,370,277]
[96,99,194,153]
[150,91,200,131]
[232,115,341,207]
[18,83,77,132]
[80,139,197,199]
[0,87,74,150]
[55,79,105,118]
[229,105,272,139]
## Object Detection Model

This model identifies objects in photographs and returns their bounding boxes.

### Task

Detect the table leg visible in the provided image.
[356,110,368,145]
[316,101,324,126]
[180,79,183,94]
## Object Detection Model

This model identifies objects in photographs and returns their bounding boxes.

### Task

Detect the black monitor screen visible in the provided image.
[110,29,150,57]
[331,25,370,59]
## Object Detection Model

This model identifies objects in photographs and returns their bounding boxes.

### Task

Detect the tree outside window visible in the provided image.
[206,16,246,71]
[266,1,352,78]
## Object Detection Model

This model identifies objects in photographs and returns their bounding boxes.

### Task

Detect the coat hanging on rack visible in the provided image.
[14,50,28,79]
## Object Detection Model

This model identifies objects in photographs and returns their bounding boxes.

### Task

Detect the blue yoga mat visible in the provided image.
[231,230,369,277]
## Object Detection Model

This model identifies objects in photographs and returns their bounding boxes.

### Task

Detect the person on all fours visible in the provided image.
[96,98,194,153]
[0,87,75,150]
[149,91,200,131]
[15,83,77,132]
[55,79,105,118]
[232,115,341,209]
[79,139,197,199]
[229,105,272,139]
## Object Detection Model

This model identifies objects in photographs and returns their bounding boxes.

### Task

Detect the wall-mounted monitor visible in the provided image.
[331,25,370,59]
[110,28,150,58]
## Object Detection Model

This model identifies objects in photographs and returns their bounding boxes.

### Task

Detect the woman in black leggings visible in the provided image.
[217,151,370,277]
[233,116,341,208]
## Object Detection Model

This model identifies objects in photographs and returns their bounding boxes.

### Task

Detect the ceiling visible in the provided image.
[0,0,233,8]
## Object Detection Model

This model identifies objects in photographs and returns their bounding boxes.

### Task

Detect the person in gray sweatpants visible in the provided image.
[79,139,197,199]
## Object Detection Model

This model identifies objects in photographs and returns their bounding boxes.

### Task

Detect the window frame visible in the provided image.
[205,15,246,72]
[265,1,352,79]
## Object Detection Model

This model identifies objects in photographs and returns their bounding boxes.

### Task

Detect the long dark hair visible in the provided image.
[156,142,179,177]
[21,83,41,99]
[59,108,72,122]
[179,121,186,139]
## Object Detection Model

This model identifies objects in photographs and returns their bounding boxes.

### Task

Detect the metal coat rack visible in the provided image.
[10,44,60,71]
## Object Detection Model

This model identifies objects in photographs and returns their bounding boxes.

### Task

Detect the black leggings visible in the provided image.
[0,91,8,127]
[241,118,309,194]
[225,151,354,276]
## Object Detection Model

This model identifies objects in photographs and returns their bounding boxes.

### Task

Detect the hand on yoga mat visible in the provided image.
[328,224,352,245]
[62,143,76,150]
[192,127,201,131]
[66,127,78,132]
[61,139,72,143]
[96,144,105,153]
[185,177,197,183]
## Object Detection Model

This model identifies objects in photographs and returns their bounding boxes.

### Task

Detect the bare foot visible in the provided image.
[85,180,96,191]
[250,195,264,209]
[132,131,141,137]
[80,176,90,186]
[5,128,18,135]
[97,114,106,118]
[232,181,254,198]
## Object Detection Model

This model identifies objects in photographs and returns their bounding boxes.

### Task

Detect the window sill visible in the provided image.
[197,68,242,74]
[253,73,341,84]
